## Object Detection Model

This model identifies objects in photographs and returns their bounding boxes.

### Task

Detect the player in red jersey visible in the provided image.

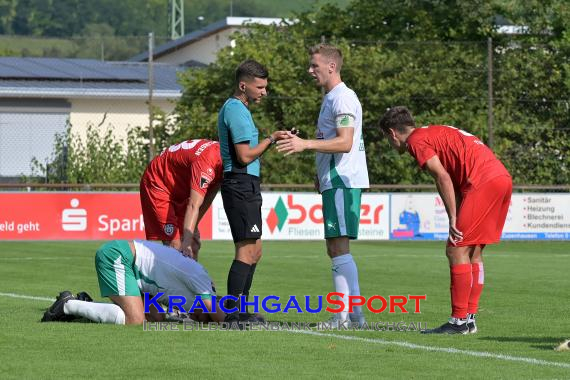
[379,106,512,334]
[140,139,223,260]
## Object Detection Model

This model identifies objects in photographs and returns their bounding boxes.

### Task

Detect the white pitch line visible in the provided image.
[0,257,73,261]
[265,254,443,259]
[0,292,54,302]
[286,330,570,369]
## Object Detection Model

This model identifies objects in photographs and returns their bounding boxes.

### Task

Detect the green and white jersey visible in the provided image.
[133,240,215,311]
[316,82,369,192]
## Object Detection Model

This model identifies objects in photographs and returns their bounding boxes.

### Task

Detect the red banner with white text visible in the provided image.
[0,192,212,240]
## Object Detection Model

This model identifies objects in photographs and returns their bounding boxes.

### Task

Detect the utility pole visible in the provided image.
[169,0,184,40]
[148,32,155,160]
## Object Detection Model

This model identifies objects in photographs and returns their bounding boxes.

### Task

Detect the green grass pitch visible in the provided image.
[0,240,569,379]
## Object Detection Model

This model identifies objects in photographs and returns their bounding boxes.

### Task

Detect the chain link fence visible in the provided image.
[0,35,170,61]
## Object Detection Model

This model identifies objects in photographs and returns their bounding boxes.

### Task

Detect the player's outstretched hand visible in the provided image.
[180,229,201,260]
[271,130,291,142]
[276,134,307,156]
[181,236,197,260]
[181,244,195,260]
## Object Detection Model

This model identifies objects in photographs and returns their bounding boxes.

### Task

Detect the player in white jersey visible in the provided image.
[41,240,225,325]
[277,44,369,328]
[314,82,369,192]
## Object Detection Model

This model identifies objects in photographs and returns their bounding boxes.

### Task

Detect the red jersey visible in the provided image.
[406,125,510,193]
[143,139,223,200]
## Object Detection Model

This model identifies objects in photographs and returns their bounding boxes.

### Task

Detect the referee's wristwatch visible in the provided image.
[266,135,276,145]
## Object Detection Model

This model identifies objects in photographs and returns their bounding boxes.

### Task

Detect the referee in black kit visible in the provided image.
[217,59,289,324]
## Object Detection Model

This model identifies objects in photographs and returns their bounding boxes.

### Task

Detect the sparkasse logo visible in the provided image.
[61,198,87,231]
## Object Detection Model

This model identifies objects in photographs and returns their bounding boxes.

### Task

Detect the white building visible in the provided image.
[130,17,285,66]
[0,58,181,177]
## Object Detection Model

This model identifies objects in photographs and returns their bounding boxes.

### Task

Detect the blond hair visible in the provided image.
[309,44,343,72]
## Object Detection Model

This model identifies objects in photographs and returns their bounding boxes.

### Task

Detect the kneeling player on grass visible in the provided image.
[41,240,225,325]
[379,106,512,335]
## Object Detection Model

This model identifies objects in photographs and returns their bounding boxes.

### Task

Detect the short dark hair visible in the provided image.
[235,59,268,84]
[378,106,416,134]
[309,43,343,72]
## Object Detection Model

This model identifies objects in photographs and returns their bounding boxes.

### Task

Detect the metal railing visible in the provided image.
[1,183,568,192]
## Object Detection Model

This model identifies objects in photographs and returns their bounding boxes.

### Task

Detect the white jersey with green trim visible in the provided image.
[315,82,369,192]
[132,240,215,311]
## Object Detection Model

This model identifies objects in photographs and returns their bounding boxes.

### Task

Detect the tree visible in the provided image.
[29,113,172,185]
[170,0,569,186]
[0,0,17,34]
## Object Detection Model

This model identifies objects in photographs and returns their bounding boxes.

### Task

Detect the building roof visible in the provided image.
[0,57,182,99]
[130,17,285,62]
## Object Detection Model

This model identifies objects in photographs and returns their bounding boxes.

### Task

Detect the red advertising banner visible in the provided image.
[0,192,212,240]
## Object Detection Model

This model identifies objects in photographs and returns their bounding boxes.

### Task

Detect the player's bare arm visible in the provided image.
[180,189,206,259]
[423,155,464,245]
[198,183,220,222]
[189,183,221,259]
[234,130,291,165]
[276,126,354,156]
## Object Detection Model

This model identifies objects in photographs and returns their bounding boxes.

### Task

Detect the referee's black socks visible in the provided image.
[242,263,257,314]
[226,260,252,312]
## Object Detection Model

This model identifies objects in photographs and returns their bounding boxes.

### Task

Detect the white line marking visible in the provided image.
[0,257,73,261]
[2,292,569,370]
[0,292,54,302]
[266,254,442,259]
[285,330,570,369]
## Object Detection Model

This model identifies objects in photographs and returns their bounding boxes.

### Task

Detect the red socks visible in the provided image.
[468,263,484,314]
[450,264,472,319]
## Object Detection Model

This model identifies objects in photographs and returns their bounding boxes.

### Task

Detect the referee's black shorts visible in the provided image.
[221,172,262,243]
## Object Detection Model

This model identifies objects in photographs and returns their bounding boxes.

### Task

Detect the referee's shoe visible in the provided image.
[224,312,245,330]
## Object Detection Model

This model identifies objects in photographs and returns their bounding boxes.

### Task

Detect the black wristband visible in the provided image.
[266,135,276,145]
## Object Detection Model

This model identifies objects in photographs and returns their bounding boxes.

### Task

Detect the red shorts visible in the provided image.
[452,175,512,247]
[140,177,187,241]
